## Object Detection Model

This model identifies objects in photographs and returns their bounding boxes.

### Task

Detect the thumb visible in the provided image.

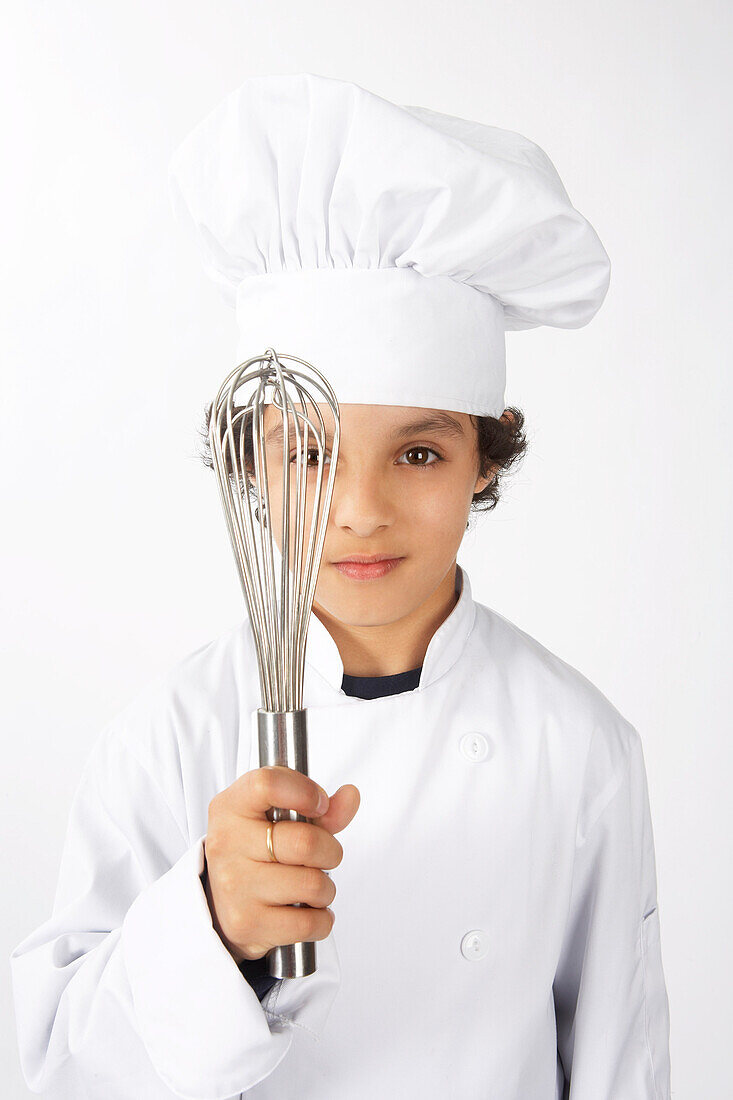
[313,783,361,835]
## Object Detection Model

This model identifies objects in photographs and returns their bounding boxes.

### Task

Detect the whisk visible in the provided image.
[208,347,340,979]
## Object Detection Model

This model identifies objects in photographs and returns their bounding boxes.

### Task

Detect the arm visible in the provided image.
[10,721,338,1098]
[553,727,672,1099]
[199,852,281,1005]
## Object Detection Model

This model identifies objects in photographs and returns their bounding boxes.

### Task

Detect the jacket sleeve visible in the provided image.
[553,725,672,1099]
[9,721,339,1099]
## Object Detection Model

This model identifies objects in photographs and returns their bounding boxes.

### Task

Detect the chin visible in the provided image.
[314,583,411,626]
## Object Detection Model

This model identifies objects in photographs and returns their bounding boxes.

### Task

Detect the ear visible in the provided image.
[473,409,514,491]
[473,472,494,493]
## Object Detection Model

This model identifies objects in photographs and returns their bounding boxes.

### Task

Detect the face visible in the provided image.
[255,403,493,628]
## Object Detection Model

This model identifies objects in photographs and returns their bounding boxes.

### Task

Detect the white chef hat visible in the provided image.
[168,72,610,418]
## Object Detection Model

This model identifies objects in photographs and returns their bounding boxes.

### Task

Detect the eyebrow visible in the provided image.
[264,412,465,445]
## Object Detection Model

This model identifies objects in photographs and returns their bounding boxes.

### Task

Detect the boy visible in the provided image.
[11,73,672,1098]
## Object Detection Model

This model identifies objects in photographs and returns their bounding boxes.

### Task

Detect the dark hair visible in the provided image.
[197,403,528,516]
[467,408,528,513]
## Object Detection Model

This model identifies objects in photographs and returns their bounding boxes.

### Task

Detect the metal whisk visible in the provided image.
[208,347,340,979]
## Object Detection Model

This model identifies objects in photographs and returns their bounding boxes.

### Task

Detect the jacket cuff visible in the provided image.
[121,833,339,1099]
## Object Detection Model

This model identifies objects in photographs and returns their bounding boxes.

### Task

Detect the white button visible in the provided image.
[461,929,490,960]
[459,732,493,762]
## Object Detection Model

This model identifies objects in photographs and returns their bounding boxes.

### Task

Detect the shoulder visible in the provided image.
[88,619,258,804]
[471,600,640,782]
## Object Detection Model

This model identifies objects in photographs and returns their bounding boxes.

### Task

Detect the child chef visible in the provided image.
[11,73,672,1099]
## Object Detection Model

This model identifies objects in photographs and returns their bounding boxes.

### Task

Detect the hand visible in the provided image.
[203,766,360,963]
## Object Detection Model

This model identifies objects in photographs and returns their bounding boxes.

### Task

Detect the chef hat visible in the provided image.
[168,72,610,418]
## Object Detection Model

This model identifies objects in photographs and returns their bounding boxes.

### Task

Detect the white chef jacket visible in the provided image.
[10,564,672,1099]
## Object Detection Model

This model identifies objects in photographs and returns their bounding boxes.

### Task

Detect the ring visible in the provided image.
[266,821,278,863]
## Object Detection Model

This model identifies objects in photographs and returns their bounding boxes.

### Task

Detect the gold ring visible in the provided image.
[266,821,278,863]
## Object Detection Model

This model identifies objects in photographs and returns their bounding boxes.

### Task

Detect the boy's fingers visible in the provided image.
[314,784,361,834]
[223,765,331,823]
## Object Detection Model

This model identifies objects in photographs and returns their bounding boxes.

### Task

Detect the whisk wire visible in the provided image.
[209,348,340,714]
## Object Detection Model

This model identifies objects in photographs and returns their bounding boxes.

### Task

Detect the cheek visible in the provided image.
[397,477,471,533]
[264,476,328,545]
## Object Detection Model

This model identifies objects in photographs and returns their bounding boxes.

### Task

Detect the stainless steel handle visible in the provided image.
[257,708,317,979]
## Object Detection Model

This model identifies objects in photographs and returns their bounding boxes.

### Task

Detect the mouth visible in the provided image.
[332,554,402,564]
[331,556,405,581]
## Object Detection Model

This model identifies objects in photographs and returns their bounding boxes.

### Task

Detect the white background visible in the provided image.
[3,2,730,1096]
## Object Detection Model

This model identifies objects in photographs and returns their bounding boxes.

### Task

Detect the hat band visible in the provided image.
[234,266,506,417]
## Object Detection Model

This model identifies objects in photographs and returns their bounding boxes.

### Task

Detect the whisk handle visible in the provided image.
[257,708,317,979]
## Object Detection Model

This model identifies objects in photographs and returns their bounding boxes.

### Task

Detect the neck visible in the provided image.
[312,563,460,677]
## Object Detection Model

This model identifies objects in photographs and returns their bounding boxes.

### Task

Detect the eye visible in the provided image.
[396,446,444,468]
[289,448,330,468]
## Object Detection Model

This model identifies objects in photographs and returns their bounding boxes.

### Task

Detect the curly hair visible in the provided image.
[196,403,528,516]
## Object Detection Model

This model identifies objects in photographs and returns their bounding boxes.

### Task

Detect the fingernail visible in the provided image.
[317,788,329,814]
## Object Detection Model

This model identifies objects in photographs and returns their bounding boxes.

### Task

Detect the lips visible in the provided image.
[332,554,401,564]
[332,557,404,580]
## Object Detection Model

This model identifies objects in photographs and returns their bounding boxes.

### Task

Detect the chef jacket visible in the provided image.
[10,563,672,1099]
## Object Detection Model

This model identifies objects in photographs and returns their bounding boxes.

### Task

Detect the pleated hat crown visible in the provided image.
[168,72,611,417]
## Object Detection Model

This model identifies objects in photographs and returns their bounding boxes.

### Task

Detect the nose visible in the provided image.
[329,466,393,538]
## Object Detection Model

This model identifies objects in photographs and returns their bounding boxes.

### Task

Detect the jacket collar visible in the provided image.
[304,562,476,694]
